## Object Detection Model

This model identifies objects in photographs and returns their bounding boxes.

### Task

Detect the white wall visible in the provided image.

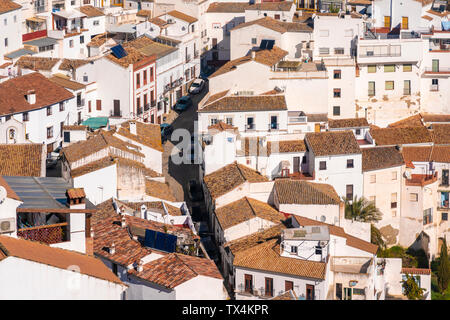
[73,163,117,205]
[175,275,227,300]
[0,256,125,299]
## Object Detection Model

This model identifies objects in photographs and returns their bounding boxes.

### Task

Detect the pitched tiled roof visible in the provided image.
[205,90,229,105]
[206,2,250,13]
[209,46,288,78]
[116,121,163,152]
[362,147,404,172]
[231,16,311,33]
[15,56,60,71]
[77,5,104,17]
[70,156,116,177]
[267,140,306,155]
[388,114,424,128]
[63,125,87,131]
[328,118,369,129]
[166,10,198,23]
[233,239,326,279]
[204,162,268,199]
[370,127,433,146]
[87,33,112,47]
[431,124,450,145]
[148,16,168,27]
[59,58,91,71]
[215,197,285,230]
[246,1,294,11]
[306,131,361,156]
[402,145,450,163]
[62,132,143,164]
[0,235,124,285]
[292,215,378,254]
[401,267,431,275]
[208,121,238,134]
[145,179,177,202]
[275,180,340,205]
[136,9,152,18]
[224,223,286,254]
[49,75,86,91]
[0,0,21,14]
[421,114,450,123]
[199,95,287,112]
[128,253,222,288]
[0,144,44,176]
[0,73,74,116]
[106,46,151,68]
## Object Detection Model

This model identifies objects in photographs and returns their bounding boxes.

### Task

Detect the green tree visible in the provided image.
[371,224,386,252]
[344,196,382,222]
[402,274,425,300]
[437,238,450,294]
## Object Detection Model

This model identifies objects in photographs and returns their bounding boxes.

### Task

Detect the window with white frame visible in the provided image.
[410,193,418,202]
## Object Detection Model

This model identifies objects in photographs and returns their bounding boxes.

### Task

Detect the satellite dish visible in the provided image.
[0,186,7,204]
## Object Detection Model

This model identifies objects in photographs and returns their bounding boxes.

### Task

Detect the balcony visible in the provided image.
[405,172,438,187]
[424,67,450,74]
[17,223,69,245]
[110,110,122,117]
[245,123,255,131]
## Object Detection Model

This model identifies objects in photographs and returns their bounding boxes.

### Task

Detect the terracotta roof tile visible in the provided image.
[77,5,104,17]
[70,156,116,177]
[329,117,369,129]
[15,56,60,71]
[0,73,74,116]
[275,179,340,205]
[105,46,151,68]
[388,114,424,128]
[232,16,311,33]
[246,1,294,11]
[233,238,326,279]
[421,114,450,123]
[0,235,124,285]
[116,121,163,152]
[145,179,177,202]
[401,267,431,275]
[0,0,21,14]
[204,162,268,199]
[199,94,287,112]
[362,146,404,172]
[66,188,86,199]
[431,145,450,163]
[370,127,433,146]
[272,290,298,300]
[431,124,450,144]
[58,58,91,71]
[206,2,250,13]
[306,131,361,156]
[128,253,222,288]
[149,16,168,27]
[87,33,112,47]
[205,90,229,105]
[136,9,152,18]
[121,201,182,216]
[402,146,433,163]
[292,215,378,254]
[209,46,288,78]
[208,120,238,134]
[422,15,434,21]
[166,10,198,23]
[267,140,306,155]
[0,144,44,176]
[49,75,86,91]
[215,197,285,230]
[63,125,87,131]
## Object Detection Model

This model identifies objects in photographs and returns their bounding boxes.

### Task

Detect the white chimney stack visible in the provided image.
[140,204,147,219]
[110,243,116,255]
[121,215,127,228]
[137,259,144,272]
[26,90,36,105]
[251,51,256,59]
[129,121,137,135]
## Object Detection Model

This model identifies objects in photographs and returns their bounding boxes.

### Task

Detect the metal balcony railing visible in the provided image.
[246,123,255,131]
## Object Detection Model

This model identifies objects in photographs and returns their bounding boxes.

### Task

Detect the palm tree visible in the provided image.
[343,196,382,223]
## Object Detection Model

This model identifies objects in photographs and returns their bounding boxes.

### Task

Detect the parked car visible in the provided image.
[188,78,205,94]
[188,179,204,202]
[173,96,193,112]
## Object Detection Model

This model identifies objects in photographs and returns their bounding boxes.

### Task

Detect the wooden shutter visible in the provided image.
[96,100,101,110]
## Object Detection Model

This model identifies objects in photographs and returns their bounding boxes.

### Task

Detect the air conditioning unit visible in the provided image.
[0,218,15,234]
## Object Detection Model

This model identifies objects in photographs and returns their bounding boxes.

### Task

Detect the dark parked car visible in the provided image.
[160,123,173,142]
[173,96,193,112]
[188,179,204,202]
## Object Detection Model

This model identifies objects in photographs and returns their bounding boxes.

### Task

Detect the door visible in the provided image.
[212,38,217,49]
[113,100,120,116]
[402,16,408,29]
[344,287,352,300]
[274,14,280,20]
[432,59,439,72]
[336,283,343,300]
[96,99,101,111]
[285,281,294,292]
[265,277,273,297]
[78,112,81,124]
[293,157,300,173]
[244,274,253,294]
[314,123,320,132]
[88,100,91,113]
[306,284,315,300]
[443,169,449,186]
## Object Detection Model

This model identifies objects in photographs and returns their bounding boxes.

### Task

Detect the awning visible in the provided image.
[26,17,47,23]
[53,10,86,19]
[4,48,35,59]
[81,117,109,130]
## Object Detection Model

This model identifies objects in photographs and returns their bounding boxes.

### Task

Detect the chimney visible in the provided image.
[251,51,256,60]
[140,204,147,219]
[66,188,86,209]
[25,90,36,105]
[129,121,137,135]
[110,242,116,255]
[136,259,144,272]
[121,215,127,228]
